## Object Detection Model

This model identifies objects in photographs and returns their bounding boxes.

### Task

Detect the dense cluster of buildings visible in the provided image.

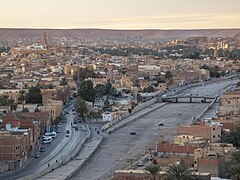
[0,32,239,175]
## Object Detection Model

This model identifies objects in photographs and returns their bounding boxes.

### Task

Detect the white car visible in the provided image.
[45,132,57,138]
[42,136,52,141]
[42,139,51,144]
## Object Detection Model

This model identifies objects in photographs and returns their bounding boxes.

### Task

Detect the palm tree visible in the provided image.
[145,165,160,180]
[164,164,196,180]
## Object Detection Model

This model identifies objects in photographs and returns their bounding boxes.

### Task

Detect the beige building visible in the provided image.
[38,100,63,121]
[178,121,222,142]
[218,91,240,116]
[41,85,71,105]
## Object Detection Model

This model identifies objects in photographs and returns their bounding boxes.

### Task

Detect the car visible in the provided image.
[42,139,51,144]
[137,161,144,167]
[56,128,61,133]
[72,108,75,111]
[148,155,154,161]
[66,130,70,137]
[40,147,45,152]
[158,123,164,126]
[130,131,137,135]
[42,136,52,141]
[72,124,76,128]
[75,127,79,131]
[45,132,57,138]
[81,125,87,132]
[34,152,40,158]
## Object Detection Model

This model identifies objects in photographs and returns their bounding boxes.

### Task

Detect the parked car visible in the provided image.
[56,128,61,133]
[45,132,57,138]
[34,152,40,158]
[75,127,79,131]
[42,139,51,144]
[42,136,52,141]
[40,147,45,152]
[137,161,144,167]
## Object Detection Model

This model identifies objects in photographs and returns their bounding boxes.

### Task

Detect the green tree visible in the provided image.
[26,86,42,104]
[104,80,112,95]
[146,85,154,93]
[78,80,96,102]
[75,68,97,81]
[220,127,240,147]
[165,164,196,180]
[230,151,240,180]
[94,84,106,99]
[145,165,160,180]
[19,90,25,111]
[165,71,173,82]
[0,96,17,112]
[74,97,88,121]
[60,77,68,86]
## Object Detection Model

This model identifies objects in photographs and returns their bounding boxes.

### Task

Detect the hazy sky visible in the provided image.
[0,0,240,29]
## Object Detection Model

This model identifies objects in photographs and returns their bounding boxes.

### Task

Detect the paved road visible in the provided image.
[0,101,87,180]
[71,79,239,180]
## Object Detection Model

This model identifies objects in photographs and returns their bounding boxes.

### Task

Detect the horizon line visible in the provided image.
[0,27,240,31]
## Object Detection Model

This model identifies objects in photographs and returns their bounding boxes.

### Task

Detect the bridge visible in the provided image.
[162,95,216,103]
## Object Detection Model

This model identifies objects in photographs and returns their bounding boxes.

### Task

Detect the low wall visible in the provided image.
[65,137,104,180]
[18,126,92,180]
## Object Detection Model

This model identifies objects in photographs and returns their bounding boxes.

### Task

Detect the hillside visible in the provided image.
[0,28,240,40]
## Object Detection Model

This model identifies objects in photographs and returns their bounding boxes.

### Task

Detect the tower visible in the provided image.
[42,32,48,49]
[214,44,218,60]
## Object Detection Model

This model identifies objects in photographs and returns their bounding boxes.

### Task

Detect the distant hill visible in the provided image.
[0,28,240,40]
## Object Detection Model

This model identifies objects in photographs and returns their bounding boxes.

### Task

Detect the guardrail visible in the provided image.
[101,74,238,132]
[18,126,92,180]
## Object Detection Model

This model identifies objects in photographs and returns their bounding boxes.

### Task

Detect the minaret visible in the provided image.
[42,32,48,49]
[214,44,218,60]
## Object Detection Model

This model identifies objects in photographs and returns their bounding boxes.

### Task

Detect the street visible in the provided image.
[71,78,239,180]
[0,101,87,180]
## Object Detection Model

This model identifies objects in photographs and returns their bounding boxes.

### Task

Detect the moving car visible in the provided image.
[130,131,137,135]
[158,123,164,126]
[66,130,70,137]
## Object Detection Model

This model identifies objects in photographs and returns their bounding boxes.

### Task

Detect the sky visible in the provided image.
[0,0,240,29]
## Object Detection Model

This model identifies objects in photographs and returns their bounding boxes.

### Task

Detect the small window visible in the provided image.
[213,128,215,131]
[213,135,215,138]
[218,135,220,137]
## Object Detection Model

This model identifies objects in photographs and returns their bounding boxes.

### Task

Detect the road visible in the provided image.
[0,101,87,180]
[71,78,239,180]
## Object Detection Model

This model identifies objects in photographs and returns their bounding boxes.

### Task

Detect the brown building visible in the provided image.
[41,85,71,105]
[16,112,51,134]
[114,169,165,180]
[0,130,29,170]
[218,91,240,116]
[2,114,40,152]
[177,121,222,142]
[198,154,226,178]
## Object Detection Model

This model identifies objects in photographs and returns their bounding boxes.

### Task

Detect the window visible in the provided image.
[218,135,220,137]
[213,135,215,138]
[213,128,215,131]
